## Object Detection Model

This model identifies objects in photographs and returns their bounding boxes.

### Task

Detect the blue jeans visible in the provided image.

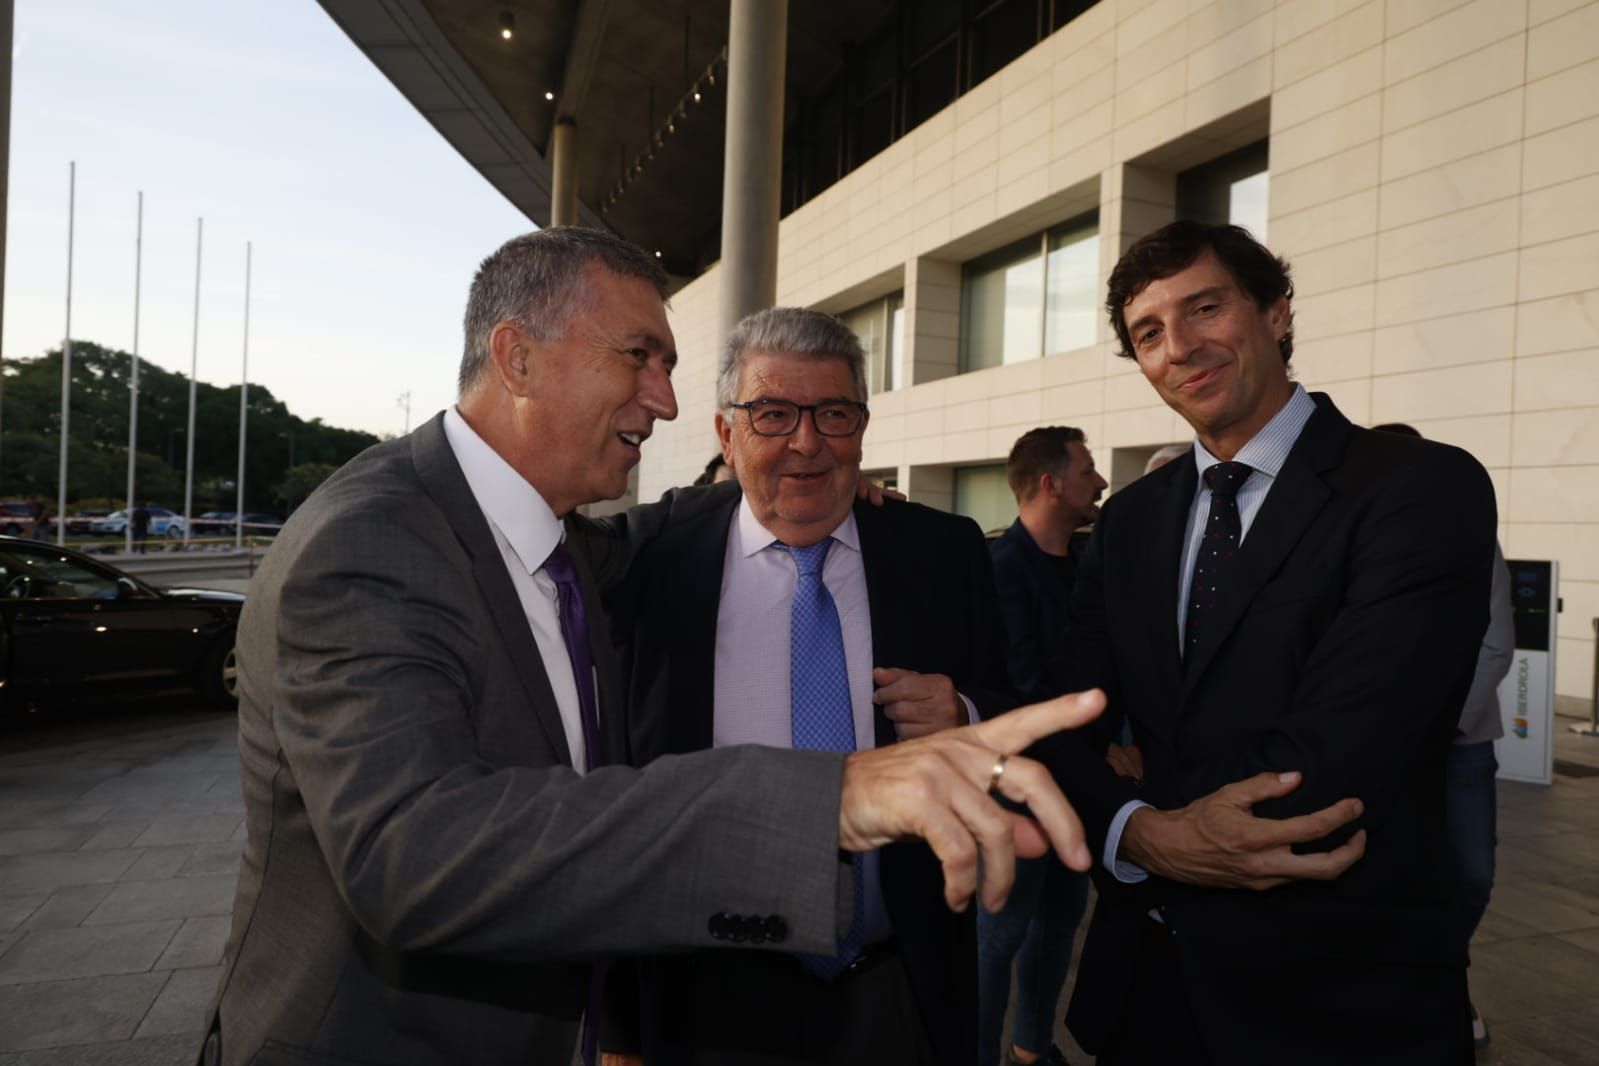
[1445,741,1498,950]
[976,854,1090,1065]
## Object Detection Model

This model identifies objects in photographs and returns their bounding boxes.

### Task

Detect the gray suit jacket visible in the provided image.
[206,414,850,1066]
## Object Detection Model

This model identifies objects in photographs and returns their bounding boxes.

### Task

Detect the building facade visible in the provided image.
[638,0,1599,701]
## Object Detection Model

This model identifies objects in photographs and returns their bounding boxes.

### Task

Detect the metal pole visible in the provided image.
[0,0,15,489]
[57,161,74,546]
[125,191,142,553]
[234,241,251,550]
[183,218,202,549]
[551,118,578,227]
[718,0,787,342]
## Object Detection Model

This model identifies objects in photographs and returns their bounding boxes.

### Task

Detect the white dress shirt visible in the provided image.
[713,498,891,941]
[1105,385,1317,881]
[442,407,590,772]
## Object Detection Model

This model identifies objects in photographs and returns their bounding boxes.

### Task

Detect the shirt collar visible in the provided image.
[442,406,563,575]
[734,494,861,558]
[1190,384,1316,480]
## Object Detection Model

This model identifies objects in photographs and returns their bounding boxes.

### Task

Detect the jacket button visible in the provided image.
[728,915,750,943]
[708,912,729,939]
[762,915,788,943]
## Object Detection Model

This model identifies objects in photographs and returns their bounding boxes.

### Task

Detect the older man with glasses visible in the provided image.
[601,306,1019,1066]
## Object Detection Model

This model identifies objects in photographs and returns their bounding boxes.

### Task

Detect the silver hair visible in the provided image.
[458,227,669,396]
[716,307,870,409]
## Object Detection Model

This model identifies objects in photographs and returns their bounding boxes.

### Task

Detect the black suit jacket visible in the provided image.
[1045,395,1494,1065]
[606,484,1016,1066]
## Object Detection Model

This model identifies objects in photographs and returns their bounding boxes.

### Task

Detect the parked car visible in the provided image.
[90,506,186,537]
[65,509,112,534]
[191,511,236,536]
[0,502,36,536]
[192,512,282,536]
[0,536,242,709]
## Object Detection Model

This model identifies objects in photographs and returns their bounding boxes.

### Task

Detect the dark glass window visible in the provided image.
[1176,139,1270,241]
[1050,0,1098,32]
[905,40,960,129]
[970,0,1041,85]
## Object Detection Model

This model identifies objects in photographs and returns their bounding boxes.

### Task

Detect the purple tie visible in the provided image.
[541,542,602,773]
[541,541,604,1066]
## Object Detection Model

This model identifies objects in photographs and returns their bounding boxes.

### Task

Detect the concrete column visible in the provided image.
[718,0,788,340]
[903,256,962,385]
[550,117,579,228]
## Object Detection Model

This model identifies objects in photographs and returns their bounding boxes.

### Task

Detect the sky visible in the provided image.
[4,0,535,439]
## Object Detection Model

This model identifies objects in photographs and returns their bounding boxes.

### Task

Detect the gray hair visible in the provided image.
[458,227,669,395]
[716,307,869,409]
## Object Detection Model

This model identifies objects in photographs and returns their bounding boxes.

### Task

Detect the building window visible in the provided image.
[960,210,1100,373]
[953,464,1015,535]
[841,293,906,394]
[1176,139,1269,242]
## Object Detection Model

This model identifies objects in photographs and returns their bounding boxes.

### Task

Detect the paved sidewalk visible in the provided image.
[0,708,241,1065]
[4,703,1599,1063]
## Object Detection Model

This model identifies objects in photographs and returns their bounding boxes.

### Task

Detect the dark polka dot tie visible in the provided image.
[1185,461,1253,661]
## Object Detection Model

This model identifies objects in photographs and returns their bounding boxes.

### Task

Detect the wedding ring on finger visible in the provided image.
[988,754,1009,795]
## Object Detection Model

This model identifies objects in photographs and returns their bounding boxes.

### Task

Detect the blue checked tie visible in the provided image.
[783,539,864,979]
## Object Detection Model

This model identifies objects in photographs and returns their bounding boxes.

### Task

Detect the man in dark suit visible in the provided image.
[1046,221,1496,1064]
[605,307,1017,1066]
[204,230,1101,1066]
[978,426,1107,1066]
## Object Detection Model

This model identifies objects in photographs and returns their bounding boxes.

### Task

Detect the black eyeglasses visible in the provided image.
[729,399,868,438]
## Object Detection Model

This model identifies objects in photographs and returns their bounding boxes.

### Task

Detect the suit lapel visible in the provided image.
[853,501,898,750]
[660,495,738,755]
[1138,459,1195,738]
[410,415,575,766]
[1179,399,1346,698]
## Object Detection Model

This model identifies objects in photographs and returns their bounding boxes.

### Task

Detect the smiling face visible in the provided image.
[512,266,679,513]
[716,352,867,548]
[1121,250,1293,459]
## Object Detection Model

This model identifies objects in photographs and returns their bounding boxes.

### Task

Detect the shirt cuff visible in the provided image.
[958,693,980,725]
[1104,799,1153,883]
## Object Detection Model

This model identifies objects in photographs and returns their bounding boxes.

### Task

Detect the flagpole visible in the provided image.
[125,191,143,553]
[56,161,74,546]
[234,241,251,550]
[183,217,202,549]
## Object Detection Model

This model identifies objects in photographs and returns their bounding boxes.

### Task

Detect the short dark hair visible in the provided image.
[1106,220,1295,364]
[459,227,669,395]
[691,454,727,486]
[1371,422,1422,438]
[1006,426,1086,503]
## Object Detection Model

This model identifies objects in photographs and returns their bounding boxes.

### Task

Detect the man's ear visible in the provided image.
[1267,296,1291,342]
[715,410,735,465]
[487,321,532,396]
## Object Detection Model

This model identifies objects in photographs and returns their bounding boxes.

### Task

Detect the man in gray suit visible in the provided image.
[203,227,1101,1066]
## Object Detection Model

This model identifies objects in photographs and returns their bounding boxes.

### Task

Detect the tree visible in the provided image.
[0,340,379,511]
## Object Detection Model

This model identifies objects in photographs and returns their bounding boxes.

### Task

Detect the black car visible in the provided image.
[0,536,243,710]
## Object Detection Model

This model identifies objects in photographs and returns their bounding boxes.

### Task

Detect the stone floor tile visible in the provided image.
[19,884,115,932]
[0,974,168,1052]
[0,851,140,896]
[152,917,230,971]
[79,822,150,852]
[128,817,240,850]
[1474,905,1547,945]
[0,804,114,831]
[1484,882,1599,935]
[133,967,222,1038]
[176,844,239,880]
[0,827,101,858]
[0,920,180,986]
[0,895,45,935]
[0,1033,196,1065]
[84,877,235,926]
[118,849,194,883]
